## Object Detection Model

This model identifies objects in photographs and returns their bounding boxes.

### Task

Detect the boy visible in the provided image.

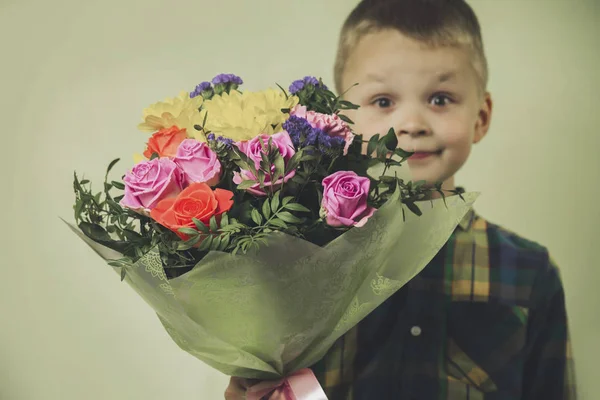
[225,0,576,398]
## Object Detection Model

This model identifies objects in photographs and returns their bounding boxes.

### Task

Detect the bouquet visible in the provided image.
[66,74,477,399]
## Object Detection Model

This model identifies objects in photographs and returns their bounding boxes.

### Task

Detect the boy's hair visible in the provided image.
[335,0,488,94]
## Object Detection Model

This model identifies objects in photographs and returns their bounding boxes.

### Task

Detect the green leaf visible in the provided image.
[111,181,125,190]
[74,200,84,219]
[413,180,427,190]
[282,196,294,206]
[277,211,304,224]
[192,217,210,233]
[262,199,271,219]
[338,100,360,110]
[220,213,229,227]
[79,222,111,242]
[237,179,256,190]
[270,192,281,212]
[269,218,288,229]
[251,208,263,225]
[394,147,414,158]
[405,201,422,216]
[209,235,222,251]
[178,227,199,236]
[177,235,202,250]
[106,200,122,213]
[209,215,218,232]
[257,170,266,187]
[284,203,310,212]
[217,234,230,251]
[197,235,213,251]
[260,150,270,170]
[367,134,380,156]
[120,267,127,281]
[275,83,289,99]
[273,153,285,183]
[376,141,389,160]
[106,158,120,175]
[383,127,398,151]
[123,229,143,241]
[79,179,90,185]
[285,151,302,174]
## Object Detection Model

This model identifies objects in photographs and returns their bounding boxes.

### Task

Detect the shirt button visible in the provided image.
[410,326,422,337]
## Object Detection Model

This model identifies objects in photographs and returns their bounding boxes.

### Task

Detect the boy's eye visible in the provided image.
[372,97,392,108]
[430,94,453,107]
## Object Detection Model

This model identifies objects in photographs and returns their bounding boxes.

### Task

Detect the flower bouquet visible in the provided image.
[65,74,477,399]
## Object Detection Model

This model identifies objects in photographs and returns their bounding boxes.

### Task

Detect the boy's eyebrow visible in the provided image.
[364,73,387,82]
[437,71,458,83]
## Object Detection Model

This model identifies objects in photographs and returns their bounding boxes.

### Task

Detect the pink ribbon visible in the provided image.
[246,368,328,400]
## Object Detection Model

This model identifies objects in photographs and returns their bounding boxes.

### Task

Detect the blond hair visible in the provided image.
[334,0,488,94]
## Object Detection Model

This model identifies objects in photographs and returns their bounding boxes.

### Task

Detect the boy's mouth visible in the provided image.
[409,150,442,160]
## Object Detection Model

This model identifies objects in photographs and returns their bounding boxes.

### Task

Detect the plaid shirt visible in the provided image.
[310,208,576,399]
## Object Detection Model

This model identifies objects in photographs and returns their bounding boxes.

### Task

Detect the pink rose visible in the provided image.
[174,139,222,186]
[321,171,376,227]
[120,158,186,212]
[233,131,296,196]
[291,105,355,155]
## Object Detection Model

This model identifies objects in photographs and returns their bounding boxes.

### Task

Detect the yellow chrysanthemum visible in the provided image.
[199,89,299,142]
[138,91,205,139]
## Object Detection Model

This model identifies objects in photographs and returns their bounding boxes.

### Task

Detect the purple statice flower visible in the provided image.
[289,76,328,95]
[190,81,213,98]
[216,136,234,148]
[206,133,216,141]
[283,115,314,147]
[212,73,243,86]
[283,115,344,155]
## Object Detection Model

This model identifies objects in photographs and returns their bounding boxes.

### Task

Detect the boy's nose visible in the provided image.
[396,114,431,137]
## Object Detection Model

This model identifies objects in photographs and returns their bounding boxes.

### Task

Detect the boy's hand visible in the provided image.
[224,377,253,399]
[224,377,287,400]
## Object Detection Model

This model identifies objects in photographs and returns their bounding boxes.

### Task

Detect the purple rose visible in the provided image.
[321,171,376,227]
[120,158,185,212]
[232,131,296,196]
[174,139,222,186]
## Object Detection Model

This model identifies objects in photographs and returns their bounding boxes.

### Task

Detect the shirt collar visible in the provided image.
[453,186,476,231]
[458,208,476,231]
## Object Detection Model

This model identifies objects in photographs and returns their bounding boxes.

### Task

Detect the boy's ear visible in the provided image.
[473,92,493,144]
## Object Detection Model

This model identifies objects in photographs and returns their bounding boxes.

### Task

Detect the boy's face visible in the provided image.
[341,29,492,188]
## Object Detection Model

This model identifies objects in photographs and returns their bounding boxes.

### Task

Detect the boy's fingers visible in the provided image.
[224,377,262,399]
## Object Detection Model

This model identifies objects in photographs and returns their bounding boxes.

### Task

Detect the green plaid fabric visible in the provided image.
[310,208,576,399]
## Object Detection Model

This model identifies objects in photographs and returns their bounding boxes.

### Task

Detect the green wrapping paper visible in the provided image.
[66,191,478,380]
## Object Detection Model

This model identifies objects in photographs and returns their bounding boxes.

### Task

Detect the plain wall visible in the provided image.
[1,0,598,398]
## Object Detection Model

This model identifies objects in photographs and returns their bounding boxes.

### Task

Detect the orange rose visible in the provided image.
[150,182,234,240]
[143,126,188,159]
